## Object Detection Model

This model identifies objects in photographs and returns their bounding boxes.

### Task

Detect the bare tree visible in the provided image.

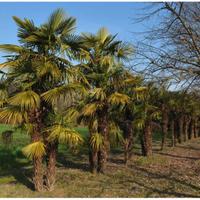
[133,2,200,91]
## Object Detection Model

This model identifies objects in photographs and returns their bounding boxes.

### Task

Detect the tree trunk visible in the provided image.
[174,119,179,145]
[178,114,184,143]
[89,147,98,173]
[171,120,175,147]
[161,106,168,150]
[140,133,145,156]
[97,113,109,173]
[194,118,198,138]
[189,118,195,139]
[123,121,134,165]
[88,123,98,173]
[142,120,152,156]
[29,109,44,192]
[183,115,190,142]
[45,141,58,191]
[32,132,43,192]
[197,118,200,137]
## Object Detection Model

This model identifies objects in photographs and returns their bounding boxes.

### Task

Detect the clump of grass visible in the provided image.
[134,155,168,166]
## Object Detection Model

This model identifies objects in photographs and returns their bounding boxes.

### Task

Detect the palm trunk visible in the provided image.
[161,106,168,150]
[183,115,190,142]
[31,133,43,192]
[197,118,200,137]
[45,141,58,191]
[178,114,184,143]
[123,121,134,165]
[89,147,98,173]
[189,118,195,139]
[174,119,179,145]
[142,120,152,157]
[194,118,198,138]
[88,122,98,173]
[29,109,44,192]
[171,120,175,147]
[97,113,109,173]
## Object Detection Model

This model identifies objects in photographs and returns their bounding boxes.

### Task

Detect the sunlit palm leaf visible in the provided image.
[108,92,130,105]
[22,141,46,159]
[0,106,27,124]
[47,124,83,146]
[8,90,40,110]
[41,83,85,105]
[90,133,103,151]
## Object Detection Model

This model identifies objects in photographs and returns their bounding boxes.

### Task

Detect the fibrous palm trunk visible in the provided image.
[123,120,134,165]
[29,109,44,192]
[189,118,195,139]
[183,116,190,142]
[174,119,179,146]
[45,141,58,191]
[171,120,175,147]
[194,118,198,138]
[178,114,184,144]
[89,146,98,173]
[142,120,152,156]
[97,113,109,173]
[161,106,168,150]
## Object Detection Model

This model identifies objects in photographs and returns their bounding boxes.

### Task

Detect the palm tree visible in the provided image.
[72,28,133,173]
[134,83,161,156]
[0,9,84,191]
[110,71,145,165]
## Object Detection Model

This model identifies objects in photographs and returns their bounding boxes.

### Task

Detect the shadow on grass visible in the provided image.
[128,165,200,197]
[131,179,200,197]
[175,145,200,151]
[0,148,34,190]
[57,152,90,172]
[156,152,200,160]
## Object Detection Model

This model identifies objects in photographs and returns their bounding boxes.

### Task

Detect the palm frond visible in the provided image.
[0,44,25,54]
[81,103,101,116]
[47,124,83,146]
[90,133,103,151]
[8,90,40,110]
[22,141,46,159]
[90,88,106,101]
[108,92,130,105]
[0,106,27,124]
[41,83,85,106]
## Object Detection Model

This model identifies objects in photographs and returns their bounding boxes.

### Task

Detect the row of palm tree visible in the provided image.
[0,8,200,192]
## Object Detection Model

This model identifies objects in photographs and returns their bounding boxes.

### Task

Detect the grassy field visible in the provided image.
[0,124,200,197]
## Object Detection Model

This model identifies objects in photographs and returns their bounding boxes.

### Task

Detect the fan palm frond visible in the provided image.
[8,90,40,110]
[47,124,83,146]
[0,44,26,54]
[81,103,101,116]
[90,132,103,151]
[22,141,46,159]
[41,83,85,105]
[108,92,130,105]
[0,106,27,124]
[90,88,106,101]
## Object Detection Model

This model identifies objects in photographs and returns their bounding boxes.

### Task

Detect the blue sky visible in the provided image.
[0,2,151,62]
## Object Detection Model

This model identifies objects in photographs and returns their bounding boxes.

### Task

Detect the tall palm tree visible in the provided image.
[0,9,84,191]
